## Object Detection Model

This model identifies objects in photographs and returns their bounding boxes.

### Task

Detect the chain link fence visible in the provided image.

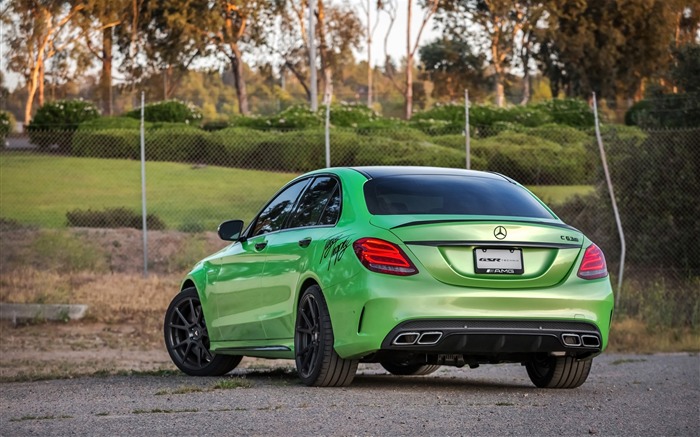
[1,119,698,331]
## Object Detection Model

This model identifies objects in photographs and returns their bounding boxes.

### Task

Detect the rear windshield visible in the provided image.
[363,175,554,219]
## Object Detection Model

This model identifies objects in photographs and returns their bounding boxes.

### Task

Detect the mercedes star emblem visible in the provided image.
[494,226,507,240]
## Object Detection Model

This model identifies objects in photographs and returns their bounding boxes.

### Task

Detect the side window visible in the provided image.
[319,184,341,225]
[252,179,309,236]
[288,177,340,228]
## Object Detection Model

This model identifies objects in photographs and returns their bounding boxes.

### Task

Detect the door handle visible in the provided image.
[255,242,267,251]
[298,237,312,248]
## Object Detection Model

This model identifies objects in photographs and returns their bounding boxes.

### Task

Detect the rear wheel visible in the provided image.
[525,355,592,388]
[294,285,358,387]
[380,359,441,376]
[164,288,242,376]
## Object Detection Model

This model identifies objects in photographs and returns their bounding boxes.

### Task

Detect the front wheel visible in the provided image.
[164,287,242,376]
[525,355,592,388]
[294,285,358,387]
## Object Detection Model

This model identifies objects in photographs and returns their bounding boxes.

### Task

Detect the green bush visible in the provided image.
[526,123,591,148]
[1,110,16,141]
[411,104,465,123]
[600,127,699,271]
[78,116,142,130]
[209,127,279,168]
[27,100,100,151]
[624,93,699,129]
[72,129,140,159]
[474,132,588,184]
[624,99,653,126]
[230,105,324,131]
[66,207,166,230]
[533,99,595,128]
[327,103,377,127]
[125,99,203,125]
[202,120,230,131]
[146,127,221,163]
[408,118,465,136]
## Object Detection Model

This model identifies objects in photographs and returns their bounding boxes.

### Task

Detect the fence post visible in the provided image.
[324,86,332,168]
[465,89,471,170]
[592,92,625,305]
[140,91,148,277]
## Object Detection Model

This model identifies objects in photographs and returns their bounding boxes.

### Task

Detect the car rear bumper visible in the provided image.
[382,319,602,355]
[325,272,614,359]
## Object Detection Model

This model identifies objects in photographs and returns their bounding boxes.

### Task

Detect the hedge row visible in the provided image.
[70,125,602,184]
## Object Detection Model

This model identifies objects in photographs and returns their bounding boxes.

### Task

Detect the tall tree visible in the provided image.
[132,1,276,115]
[76,0,139,115]
[7,0,85,124]
[382,0,438,118]
[261,1,362,106]
[419,37,486,101]
[534,0,695,101]
[361,0,384,107]
[435,0,529,107]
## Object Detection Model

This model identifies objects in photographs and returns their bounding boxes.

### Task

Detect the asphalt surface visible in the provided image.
[1,353,698,436]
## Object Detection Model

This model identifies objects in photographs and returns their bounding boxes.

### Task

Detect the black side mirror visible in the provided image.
[217,220,245,241]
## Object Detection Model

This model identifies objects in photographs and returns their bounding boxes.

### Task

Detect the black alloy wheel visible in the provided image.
[294,285,358,387]
[164,287,241,376]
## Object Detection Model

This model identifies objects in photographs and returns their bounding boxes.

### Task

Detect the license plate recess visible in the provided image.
[474,248,524,275]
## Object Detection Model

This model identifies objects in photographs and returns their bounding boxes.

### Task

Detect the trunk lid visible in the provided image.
[372,215,583,289]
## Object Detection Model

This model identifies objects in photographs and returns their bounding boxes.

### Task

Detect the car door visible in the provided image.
[208,178,310,342]
[258,176,342,340]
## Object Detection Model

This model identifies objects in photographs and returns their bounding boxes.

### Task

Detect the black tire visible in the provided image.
[380,359,441,376]
[525,355,592,388]
[164,287,242,376]
[294,285,358,387]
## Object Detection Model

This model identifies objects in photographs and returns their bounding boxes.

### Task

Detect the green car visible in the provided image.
[164,167,613,388]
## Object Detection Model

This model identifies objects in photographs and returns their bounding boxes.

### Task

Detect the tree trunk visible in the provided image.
[366,0,372,107]
[520,53,530,105]
[101,26,113,115]
[495,78,505,107]
[230,44,249,115]
[38,61,45,108]
[284,61,311,100]
[316,0,332,105]
[404,0,413,119]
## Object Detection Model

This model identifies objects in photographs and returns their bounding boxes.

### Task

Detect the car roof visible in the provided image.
[349,166,512,181]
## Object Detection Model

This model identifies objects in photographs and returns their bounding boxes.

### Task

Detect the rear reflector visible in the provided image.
[577,244,608,280]
[353,238,418,276]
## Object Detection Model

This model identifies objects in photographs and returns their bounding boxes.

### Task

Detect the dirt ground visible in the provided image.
[0,319,292,381]
[0,226,237,381]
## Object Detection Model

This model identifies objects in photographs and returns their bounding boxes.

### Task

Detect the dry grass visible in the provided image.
[608,317,700,353]
[0,268,179,323]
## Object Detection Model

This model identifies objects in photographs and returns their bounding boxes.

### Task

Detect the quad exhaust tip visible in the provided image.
[561,333,582,347]
[417,331,443,345]
[392,331,443,346]
[581,334,601,348]
[561,333,601,348]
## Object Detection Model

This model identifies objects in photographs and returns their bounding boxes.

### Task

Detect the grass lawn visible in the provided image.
[1,153,594,229]
[526,184,594,205]
[0,153,297,230]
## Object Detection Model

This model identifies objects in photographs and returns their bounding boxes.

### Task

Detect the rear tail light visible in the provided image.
[353,238,418,276]
[577,244,608,279]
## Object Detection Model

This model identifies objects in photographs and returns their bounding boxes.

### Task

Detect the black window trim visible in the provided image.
[243,173,342,238]
[245,177,313,238]
[283,175,342,231]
